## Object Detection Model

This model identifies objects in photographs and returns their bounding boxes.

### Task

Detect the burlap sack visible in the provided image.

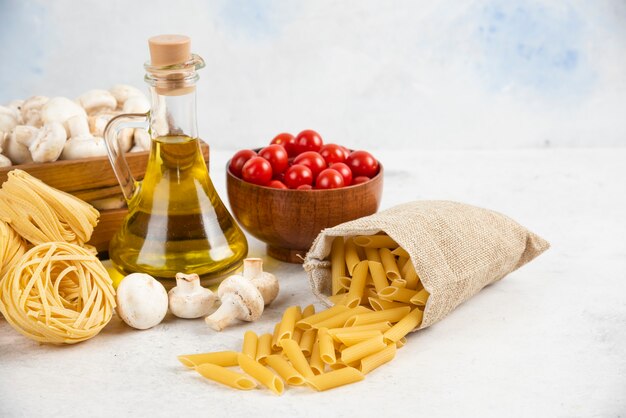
[303,200,550,330]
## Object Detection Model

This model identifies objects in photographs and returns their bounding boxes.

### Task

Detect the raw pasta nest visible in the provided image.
[0,242,116,345]
[0,219,27,279]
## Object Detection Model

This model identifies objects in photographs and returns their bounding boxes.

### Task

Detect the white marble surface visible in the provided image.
[1,148,625,417]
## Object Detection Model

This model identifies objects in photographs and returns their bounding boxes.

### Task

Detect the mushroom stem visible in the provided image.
[205,296,242,331]
[175,272,202,293]
[242,258,264,280]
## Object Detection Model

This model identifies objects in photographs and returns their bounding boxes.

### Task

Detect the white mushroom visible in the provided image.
[168,272,217,319]
[240,258,280,306]
[61,115,107,160]
[0,106,18,136]
[77,89,117,115]
[205,275,264,331]
[116,273,169,330]
[41,97,87,135]
[110,84,145,110]
[5,100,24,124]
[5,126,36,164]
[16,121,66,163]
[21,96,49,127]
[88,113,133,152]
[0,133,11,167]
[132,128,151,152]
[88,196,126,210]
[123,95,150,114]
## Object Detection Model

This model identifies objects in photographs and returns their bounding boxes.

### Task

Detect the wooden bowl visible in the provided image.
[226,162,383,263]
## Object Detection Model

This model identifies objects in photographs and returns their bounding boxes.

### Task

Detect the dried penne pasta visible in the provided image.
[299,328,316,357]
[338,276,352,291]
[383,308,424,343]
[353,235,398,249]
[237,353,284,395]
[396,337,407,348]
[271,322,282,351]
[396,256,409,273]
[242,330,258,358]
[378,286,419,304]
[196,363,256,390]
[279,339,315,378]
[368,297,408,311]
[306,367,365,391]
[345,306,412,327]
[314,306,371,329]
[327,322,392,336]
[345,260,369,308]
[340,334,387,364]
[359,343,396,374]
[367,261,389,293]
[331,237,346,295]
[277,305,302,341]
[334,330,383,346]
[178,351,239,368]
[409,288,430,307]
[402,260,420,290]
[318,327,336,365]
[344,237,360,275]
[391,278,407,288]
[265,354,305,386]
[302,304,316,318]
[327,294,348,305]
[364,247,381,263]
[296,304,349,330]
[391,247,410,259]
[256,333,273,363]
[379,248,401,281]
[309,340,324,375]
[293,306,315,344]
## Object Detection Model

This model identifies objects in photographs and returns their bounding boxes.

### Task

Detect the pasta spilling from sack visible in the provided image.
[0,219,27,280]
[0,169,99,246]
[0,242,116,344]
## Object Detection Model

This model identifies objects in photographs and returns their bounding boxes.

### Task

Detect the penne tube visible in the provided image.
[344,237,360,275]
[256,333,273,363]
[353,235,398,249]
[368,297,409,311]
[271,322,282,351]
[313,306,371,329]
[334,330,383,346]
[359,343,396,374]
[298,328,317,357]
[396,337,407,348]
[345,261,369,308]
[379,248,402,281]
[327,322,392,336]
[329,362,348,371]
[331,237,346,295]
[301,304,316,318]
[242,330,258,359]
[402,260,420,290]
[292,327,304,345]
[306,367,365,391]
[327,294,348,305]
[195,363,256,390]
[237,353,284,395]
[279,339,315,378]
[364,247,381,263]
[340,335,387,364]
[409,288,430,307]
[338,276,352,291]
[365,273,374,287]
[178,351,239,368]
[296,305,349,330]
[383,308,423,343]
[378,286,419,304]
[265,354,305,386]
[309,339,324,375]
[344,306,412,327]
[391,247,410,259]
[367,261,389,293]
[318,327,336,365]
[391,278,407,288]
[277,305,302,341]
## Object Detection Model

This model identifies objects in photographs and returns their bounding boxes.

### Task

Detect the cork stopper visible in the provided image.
[148,34,191,67]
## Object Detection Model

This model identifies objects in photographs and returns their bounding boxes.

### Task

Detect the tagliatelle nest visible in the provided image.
[0,219,28,280]
[0,242,116,345]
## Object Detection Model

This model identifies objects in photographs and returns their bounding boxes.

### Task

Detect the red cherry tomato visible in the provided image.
[346,150,379,178]
[271,133,298,157]
[284,164,313,189]
[352,176,370,185]
[340,146,350,159]
[329,162,352,186]
[294,129,323,155]
[229,149,257,178]
[319,143,347,165]
[259,144,289,175]
[315,168,345,189]
[293,151,326,179]
[297,184,312,190]
[267,180,288,189]
[242,156,273,185]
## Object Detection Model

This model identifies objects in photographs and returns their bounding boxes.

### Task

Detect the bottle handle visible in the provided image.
[103,113,150,202]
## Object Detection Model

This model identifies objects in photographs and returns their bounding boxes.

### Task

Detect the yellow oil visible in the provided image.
[109,135,248,287]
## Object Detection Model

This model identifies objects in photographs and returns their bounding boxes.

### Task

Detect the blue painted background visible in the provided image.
[0,0,624,148]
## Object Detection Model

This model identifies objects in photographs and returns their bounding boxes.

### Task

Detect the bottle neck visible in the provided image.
[148,86,198,139]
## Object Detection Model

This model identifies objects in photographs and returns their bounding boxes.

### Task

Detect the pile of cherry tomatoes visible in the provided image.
[229,130,379,190]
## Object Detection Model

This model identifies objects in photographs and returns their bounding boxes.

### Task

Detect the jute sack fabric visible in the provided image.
[303,200,550,330]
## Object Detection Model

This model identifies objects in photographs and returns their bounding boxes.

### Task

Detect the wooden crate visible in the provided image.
[0,143,210,253]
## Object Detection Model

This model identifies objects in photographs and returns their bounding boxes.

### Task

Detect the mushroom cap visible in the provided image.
[77,89,117,114]
[123,95,150,114]
[27,122,67,163]
[253,272,280,306]
[109,84,145,108]
[0,106,18,134]
[116,273,168,330]
[0,154,11,167]
[21,96,49,127]
[218,275,264,321]
[168,273,216,319]
[41,97,87,134]
[5,126,36,164]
